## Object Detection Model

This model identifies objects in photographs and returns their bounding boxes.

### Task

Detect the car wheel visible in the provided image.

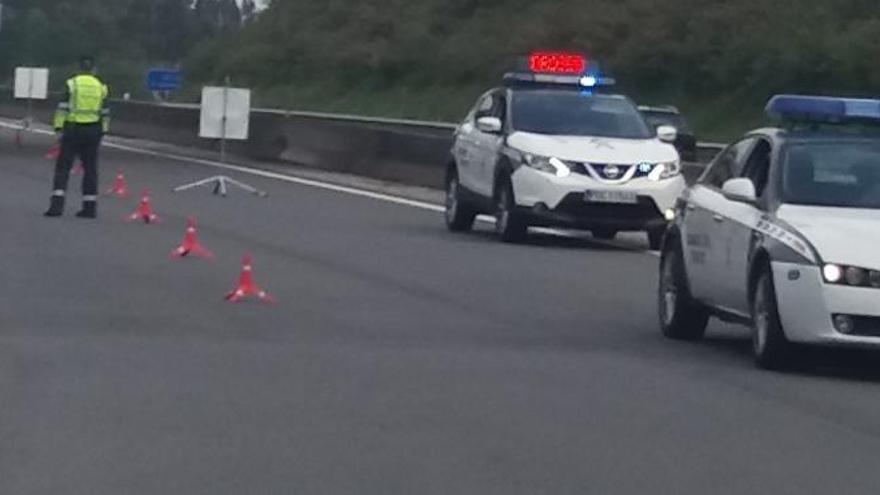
[752,269,793,370]
[648,227,666,251]
[445,168,477,232]
[495,180,527,243]
[592,229,617,241]
[658,239,709,340]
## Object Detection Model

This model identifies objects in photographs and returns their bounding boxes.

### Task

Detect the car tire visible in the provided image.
[648,227,666,251]
[592,229,617,241]
[445,168,477,232]
[495,179,527,243]
[659,239,709,341]
[751,269,793,370]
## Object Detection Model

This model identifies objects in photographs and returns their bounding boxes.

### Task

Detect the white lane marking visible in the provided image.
[110,142,447,213]
[2,120,658,256]
[0,121,445,213]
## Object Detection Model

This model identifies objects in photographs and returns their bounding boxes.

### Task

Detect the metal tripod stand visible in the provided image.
[173,174,267,197]
[173,78,266,198]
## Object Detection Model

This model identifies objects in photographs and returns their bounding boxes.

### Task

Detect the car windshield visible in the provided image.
[783,141,880,209]
[642,112,692,134]
[511,91,654,139]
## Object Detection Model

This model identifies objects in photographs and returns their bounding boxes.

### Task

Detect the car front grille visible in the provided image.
[572,163,653,180]
[554,194,662,220]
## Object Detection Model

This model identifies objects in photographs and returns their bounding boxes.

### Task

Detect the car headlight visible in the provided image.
[648,160,682,181]
[823,263,880,288]
[521,153,571,178]
[823,264,843,283]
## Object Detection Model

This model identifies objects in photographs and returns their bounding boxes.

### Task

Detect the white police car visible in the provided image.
[445,52,685,248]
[659,95,880,369]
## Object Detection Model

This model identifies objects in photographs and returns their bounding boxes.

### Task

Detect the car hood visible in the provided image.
[776,204,880,269]
[507,132,679,164]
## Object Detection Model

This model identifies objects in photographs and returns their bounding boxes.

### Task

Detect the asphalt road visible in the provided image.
[4,127,880,495]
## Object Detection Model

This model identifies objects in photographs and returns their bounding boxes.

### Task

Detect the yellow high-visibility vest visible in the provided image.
[67,74,108,123]
[54,74,110,130]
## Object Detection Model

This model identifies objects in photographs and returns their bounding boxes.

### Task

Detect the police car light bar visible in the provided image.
[529,52,587,75]
[505,52,616,89]
[766,95,880,122]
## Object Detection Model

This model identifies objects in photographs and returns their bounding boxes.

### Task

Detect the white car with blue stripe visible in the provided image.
[659,95,880,369]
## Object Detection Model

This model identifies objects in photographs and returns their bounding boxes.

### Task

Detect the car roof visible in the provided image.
[637,105,680,114]
[745,126,880,145]
[503,86,630,100]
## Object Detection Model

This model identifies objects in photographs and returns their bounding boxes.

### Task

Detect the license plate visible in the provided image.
[584,190,638,204]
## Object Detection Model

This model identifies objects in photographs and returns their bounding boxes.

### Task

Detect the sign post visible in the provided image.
[173,78,265,197]
[13,67,49,145]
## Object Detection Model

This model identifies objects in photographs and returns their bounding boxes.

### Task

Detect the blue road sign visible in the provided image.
[147,69,182,91]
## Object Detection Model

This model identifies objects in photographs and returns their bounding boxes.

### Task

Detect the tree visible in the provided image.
[241,0,257,23]
[193,0,241,31]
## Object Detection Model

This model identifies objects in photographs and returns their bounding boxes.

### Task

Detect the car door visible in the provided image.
[454,93,495,194]
[682,137,757,305]
[715,137,774,314]
[469,89,508,196]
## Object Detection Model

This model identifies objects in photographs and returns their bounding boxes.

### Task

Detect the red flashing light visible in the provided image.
[529,52,587,75]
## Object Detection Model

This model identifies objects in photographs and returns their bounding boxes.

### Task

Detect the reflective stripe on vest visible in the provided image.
[67,75,107,124]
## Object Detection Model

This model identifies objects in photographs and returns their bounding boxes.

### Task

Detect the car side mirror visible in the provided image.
[657,125,678,143]
[722,178,757,205]
[476,116,502,134]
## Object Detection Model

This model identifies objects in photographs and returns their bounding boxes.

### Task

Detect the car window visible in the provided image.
[700,138,757,189]
[492,91,507,124]
[475,94,495,119]
[511,91,653,139]
[782,141,880,209]
[740,139,772,198]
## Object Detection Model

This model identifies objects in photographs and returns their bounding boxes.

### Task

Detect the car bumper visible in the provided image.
[511,167,685,231]
[772,262,880,348]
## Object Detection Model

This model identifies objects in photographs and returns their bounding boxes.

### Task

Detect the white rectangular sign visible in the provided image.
[14,67,49,100]
[199,86,251,140]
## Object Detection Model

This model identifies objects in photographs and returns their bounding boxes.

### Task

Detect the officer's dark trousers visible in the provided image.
[52,122,103,196]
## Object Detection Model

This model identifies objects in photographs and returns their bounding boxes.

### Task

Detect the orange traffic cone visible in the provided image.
[45,142,60,160]
[127,190,160,224]
[171,218,214,259]
[45,143,84,173]
[225,254,275,303]
[107,170,130,198]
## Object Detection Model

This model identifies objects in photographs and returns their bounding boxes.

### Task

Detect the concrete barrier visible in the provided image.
[0,96,720,189]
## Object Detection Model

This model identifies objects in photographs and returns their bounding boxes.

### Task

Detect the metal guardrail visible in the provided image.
[4,93,726,150]
[151,99,727,150]
[1,95,725,188]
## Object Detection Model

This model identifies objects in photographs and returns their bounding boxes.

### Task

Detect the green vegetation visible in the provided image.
[0,0,253,95]
[4,0,880,140]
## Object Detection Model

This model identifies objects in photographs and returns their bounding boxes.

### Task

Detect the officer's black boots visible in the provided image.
[44,197,96,218]
[76,201,97,219]
[44,195,65,217]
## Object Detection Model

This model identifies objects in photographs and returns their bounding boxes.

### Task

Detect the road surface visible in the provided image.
[3,126,880,494]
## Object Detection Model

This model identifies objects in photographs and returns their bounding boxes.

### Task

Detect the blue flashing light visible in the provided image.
[580,76,598,88]
[766,95,880,123]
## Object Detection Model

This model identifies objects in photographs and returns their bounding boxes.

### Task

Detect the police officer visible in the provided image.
[44,56,110,218]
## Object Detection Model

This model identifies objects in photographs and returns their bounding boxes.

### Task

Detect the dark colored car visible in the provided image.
[639,106,697,162]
